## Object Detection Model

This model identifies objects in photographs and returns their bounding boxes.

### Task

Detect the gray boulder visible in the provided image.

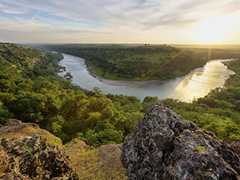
[0,134,79,180]
[121,102,240,180]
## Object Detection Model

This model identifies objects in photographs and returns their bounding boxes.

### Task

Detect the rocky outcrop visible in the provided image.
[0,119,63,148]
[121,102,240,180]
[0,134,79,179]
[0,119,38,135]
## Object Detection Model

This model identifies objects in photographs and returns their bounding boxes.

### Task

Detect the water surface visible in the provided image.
[59,54,235,102]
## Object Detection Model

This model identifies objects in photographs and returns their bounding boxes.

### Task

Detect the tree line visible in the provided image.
[1,43,240,148]
[0,43,159,147]
[39,44,240,81]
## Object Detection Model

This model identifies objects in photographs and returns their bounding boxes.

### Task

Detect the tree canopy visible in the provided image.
[1,43,240,148]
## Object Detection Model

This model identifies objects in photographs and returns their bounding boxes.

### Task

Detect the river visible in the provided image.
[58,54,235,102]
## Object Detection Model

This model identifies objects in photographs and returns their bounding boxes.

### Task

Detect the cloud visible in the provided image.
[1,8,27,14]
[0,0,239,43]
[0,2,28,14]
[1,0,240,28]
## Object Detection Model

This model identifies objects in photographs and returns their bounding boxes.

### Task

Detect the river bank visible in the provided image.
[86,67,164,87]
[59,54,235,102]
[96,77,163,86]
[87,59,236,87]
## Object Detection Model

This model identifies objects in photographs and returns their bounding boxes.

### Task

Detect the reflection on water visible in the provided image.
[167,60,235,102]
[59,54,235,102]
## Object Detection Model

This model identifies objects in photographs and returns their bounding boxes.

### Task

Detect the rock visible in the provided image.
[0,134,79,180]
[121,102,240,180]
[0,119,63,148]
[5,119,38,129]
[231,139,240,157]
[0,119,39,136]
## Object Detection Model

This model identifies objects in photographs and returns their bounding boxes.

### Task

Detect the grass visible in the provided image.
[93,65,163,81]
[0,123,127,179]
[63,139,127,180]
[0,125,63,148]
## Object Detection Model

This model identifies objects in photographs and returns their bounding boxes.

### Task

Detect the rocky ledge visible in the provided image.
[121,102,240,180]
[0,134,79,179]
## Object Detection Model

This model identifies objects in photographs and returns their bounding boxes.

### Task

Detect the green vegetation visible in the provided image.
[63,140,127,179]
[24,145,34,157]
[163,59,240,142]
[196,143,206,153]
[1,42,240,150]
[0,122,63,149]
[40,44,240,81]
[0,43,155,148]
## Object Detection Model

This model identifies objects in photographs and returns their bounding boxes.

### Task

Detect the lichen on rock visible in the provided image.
[0,134,79,180]
[121,102,240,180]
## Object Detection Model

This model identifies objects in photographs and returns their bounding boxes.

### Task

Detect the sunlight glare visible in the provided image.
[193,16,235,44]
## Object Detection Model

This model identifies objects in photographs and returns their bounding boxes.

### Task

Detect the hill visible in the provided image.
[1,42,240,152]
[0,43,153,148]
[63,139,127,180]
[0,119,63,148]
[0,119,126,179]
[2,104,240,179]
[0,120,78,179]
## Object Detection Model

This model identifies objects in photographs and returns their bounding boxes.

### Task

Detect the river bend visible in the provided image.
[58,54,235,102]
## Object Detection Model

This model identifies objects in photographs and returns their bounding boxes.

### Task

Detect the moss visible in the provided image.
[196,143,206,153]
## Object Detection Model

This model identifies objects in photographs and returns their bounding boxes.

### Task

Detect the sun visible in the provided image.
[193,16,235,44]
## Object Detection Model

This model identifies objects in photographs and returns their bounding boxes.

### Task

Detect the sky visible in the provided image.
[0,0,240,44]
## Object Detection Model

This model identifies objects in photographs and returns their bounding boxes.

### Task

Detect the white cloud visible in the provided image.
[2,0,240,27]
[0,0,240,43]
[0,2,28,14]
[1,8,27,14]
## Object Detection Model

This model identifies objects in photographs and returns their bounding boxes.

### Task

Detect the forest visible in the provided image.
[39,44,240,81]
[1,43,240,148]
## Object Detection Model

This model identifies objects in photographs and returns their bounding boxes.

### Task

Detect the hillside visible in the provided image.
[1,105,240,179]
[1,43,240,149]
[0,120,78,179]
[63,139,127,180]
[1,42,240,178]
[0,119,63,148]
[0,43,155,148]
[0,119,126,179]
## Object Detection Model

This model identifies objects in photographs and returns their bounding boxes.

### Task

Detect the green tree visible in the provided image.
[93,86,102,94]
[0,101,13,124]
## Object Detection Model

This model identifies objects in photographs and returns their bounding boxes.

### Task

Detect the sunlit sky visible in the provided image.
[0,0,240,44]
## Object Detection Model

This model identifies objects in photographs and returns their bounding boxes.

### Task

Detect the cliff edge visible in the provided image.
[0,119,78,179]
[0,119,127,179]
[121,102,240,180]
